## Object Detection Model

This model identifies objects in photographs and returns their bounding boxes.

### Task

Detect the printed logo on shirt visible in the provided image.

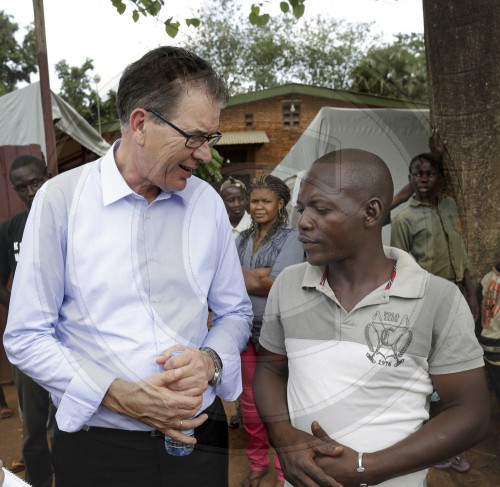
[365,311,413,367]
[14,241,21,262]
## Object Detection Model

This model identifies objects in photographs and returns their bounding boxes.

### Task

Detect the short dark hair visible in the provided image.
[409,153,444,176]
[116,46,229,127]
[312,149,394,223]
[9,155,47,178]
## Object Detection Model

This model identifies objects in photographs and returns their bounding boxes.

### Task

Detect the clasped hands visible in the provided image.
[277,421,367,487]
[103,345,214,444]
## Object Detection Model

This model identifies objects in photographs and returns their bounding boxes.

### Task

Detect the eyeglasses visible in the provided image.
[13,178,46,194]
[146,109,222,148]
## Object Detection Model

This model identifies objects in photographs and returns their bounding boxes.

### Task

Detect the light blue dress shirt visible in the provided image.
[4,142,252,433]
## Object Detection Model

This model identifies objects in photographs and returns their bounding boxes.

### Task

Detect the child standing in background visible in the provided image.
[390,152,479,320]
[479,263,500,406]
[391,149,478,473]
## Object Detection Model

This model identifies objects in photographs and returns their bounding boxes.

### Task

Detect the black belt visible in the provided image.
[81,425,164,437]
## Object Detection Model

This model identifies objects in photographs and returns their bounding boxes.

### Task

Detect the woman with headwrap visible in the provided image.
[236,175,304,487]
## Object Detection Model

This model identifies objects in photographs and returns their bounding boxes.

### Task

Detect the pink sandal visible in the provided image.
[433,459,452,469]
[450,455,470,472]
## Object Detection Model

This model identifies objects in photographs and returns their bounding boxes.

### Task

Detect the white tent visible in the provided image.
[271,107,430,244]
[0,81,110,161]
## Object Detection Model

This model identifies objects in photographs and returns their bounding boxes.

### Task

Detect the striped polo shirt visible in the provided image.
[260,246,483,487]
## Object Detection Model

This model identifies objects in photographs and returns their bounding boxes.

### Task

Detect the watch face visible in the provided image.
[210,370,221,386]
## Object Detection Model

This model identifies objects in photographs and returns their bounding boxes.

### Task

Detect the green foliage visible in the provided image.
[0,11,37,95]
[106,0,425,101]
[183,0,376,94]
[249,5,270,27]
[109,0,193,39]
[100,90,119,125]
[164,18,180,38]
[182,0,248,94]
[55,59,118,126]
[248,0,305,25]
[55,58,96,122]
[285,16,375,90]
[109,0,305,38]
[351,33,428,102]
[193,147,227,185]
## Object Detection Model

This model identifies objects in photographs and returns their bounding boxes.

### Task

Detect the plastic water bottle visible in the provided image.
[164,350,195,456]
[164,428,195,456]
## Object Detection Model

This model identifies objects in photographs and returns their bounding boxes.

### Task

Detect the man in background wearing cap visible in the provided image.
[220,177,252,239]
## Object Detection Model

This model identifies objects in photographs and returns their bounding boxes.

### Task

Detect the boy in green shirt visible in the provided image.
[391,152,478,320]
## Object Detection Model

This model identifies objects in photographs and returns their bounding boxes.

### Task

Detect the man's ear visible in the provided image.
[129,108,147,146]
[364,198,384,227]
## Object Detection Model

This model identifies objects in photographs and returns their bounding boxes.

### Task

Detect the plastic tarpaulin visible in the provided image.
[271,107,430,244]
[0,82,110,159]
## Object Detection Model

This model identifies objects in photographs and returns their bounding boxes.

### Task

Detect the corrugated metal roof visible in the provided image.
[217,131,269,146]
[227,83,429,109]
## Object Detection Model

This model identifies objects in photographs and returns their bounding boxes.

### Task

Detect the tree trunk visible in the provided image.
[423,0,500,283]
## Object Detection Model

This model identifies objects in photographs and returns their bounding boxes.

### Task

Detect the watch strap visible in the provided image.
[199,347,222,386]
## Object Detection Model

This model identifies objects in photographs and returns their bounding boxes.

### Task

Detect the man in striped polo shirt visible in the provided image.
[254,149,488,487]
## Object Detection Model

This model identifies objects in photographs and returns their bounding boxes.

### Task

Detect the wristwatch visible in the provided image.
[199,347,223,386]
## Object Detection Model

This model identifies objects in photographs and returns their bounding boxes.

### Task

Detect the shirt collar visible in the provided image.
[101,140,189,206]
[101,141,135,206]
[302,263,326,289]
[409,193,444,208]
[301,246,427,300]
[382,246,427,298]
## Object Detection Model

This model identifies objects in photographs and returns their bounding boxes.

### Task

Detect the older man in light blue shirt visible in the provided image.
[4,46,252,487]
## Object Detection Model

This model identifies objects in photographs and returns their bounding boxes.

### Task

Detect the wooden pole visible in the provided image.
[32,0,58,175]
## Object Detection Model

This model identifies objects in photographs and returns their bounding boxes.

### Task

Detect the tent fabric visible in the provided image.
[271,107,430,244]
[0,82,110,159]
[52,89,110,156]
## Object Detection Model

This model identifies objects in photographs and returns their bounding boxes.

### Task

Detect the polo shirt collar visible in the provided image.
[384,246,427,299]
[301,246,427,300]
[302,263,326,289]
[101,140,189,206]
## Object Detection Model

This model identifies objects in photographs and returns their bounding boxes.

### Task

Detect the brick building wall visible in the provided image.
[218,92,380,179]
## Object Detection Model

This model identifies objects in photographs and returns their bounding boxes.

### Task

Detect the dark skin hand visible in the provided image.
[311,368,489,486]
[429,127,447,160]
[254,348,343,487]
[390,181,415,210]
[255,347,489,487]
[242,266,274,297]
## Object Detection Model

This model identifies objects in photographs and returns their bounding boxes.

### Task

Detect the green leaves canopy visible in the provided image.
[0,11,37,95]
[109,0,305,38]
[351,33,427,102]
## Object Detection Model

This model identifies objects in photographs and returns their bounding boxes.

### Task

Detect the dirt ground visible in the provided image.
[1,382,499,487]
